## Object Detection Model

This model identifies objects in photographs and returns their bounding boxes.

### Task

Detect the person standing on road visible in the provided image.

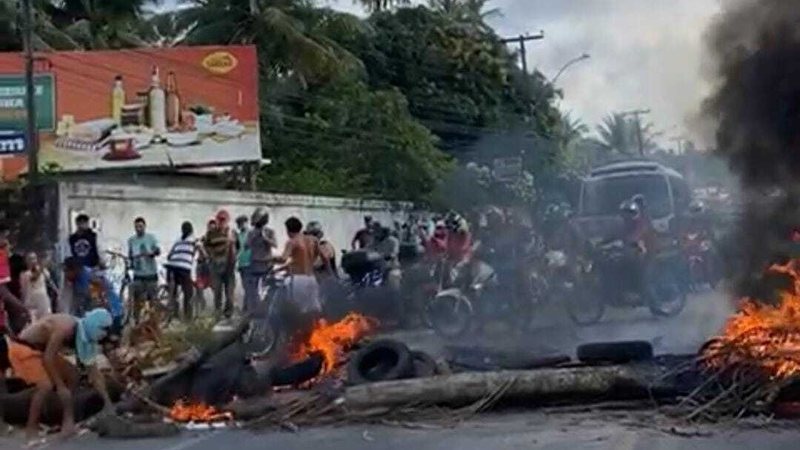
[0,224,28,333]
[243,208,277,314]
[20,252,52,322]
[127,217,160,323]
[166,221,198,320]
[275,217,325,339]
[351,216,375,250]
[235,215,251,299]
[203,211,236,318]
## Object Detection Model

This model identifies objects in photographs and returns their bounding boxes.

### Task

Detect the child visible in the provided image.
[20,252,52,322]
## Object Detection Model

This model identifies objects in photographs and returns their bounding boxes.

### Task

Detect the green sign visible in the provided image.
[0,74,55,132]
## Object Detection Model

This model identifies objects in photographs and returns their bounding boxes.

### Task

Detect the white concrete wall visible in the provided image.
[57,182,413,267]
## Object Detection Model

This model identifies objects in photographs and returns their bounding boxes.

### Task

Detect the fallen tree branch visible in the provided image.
[343,364,669,410]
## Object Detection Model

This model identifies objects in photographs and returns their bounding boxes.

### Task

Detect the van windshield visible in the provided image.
[581,174,671,218]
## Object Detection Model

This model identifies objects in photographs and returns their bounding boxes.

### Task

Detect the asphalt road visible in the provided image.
[18,409,800,450]
[4,288,778,450]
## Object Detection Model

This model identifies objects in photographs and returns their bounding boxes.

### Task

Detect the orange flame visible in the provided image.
[294,312,378,375]
[704,259,800,379]
[169,400,233,423]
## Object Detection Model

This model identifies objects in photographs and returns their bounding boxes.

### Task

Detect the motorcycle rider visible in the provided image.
[370,224,401,289]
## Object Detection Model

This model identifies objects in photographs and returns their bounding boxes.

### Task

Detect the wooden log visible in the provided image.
[344,364,671,410]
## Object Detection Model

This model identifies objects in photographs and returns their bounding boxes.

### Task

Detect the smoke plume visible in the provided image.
[704,0,800,296]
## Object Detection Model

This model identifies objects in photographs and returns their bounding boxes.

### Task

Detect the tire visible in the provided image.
[243,317,279,358]
[347,339,413,385]
[564,284,605,326]
[410,350,437,378]
[576,340,654,364]
[270,352,325,386]
[646,265,687,318]
[428,289,473,339]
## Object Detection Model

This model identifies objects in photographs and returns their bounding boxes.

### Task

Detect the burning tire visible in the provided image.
[576,340,654,364]
[347,339,413,385]
[427,288,473,339]
[270,352,325,386]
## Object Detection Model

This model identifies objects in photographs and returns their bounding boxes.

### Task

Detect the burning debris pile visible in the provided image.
[292,313,378,376]
[667,260,800,421]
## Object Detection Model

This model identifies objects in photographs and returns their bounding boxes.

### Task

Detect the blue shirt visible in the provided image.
[128,233,160,278]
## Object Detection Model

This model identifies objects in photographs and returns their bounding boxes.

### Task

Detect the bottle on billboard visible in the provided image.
[148,66,167,136]
[111,75,125,125]
[165,71,182,129]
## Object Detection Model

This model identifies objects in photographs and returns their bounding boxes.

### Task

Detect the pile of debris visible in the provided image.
[10,257,800,441]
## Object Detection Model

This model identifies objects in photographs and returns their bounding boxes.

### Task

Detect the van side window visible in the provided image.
[669,175,690,212]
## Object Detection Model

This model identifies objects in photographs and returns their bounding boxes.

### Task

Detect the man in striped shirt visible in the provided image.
[165,222,198,319]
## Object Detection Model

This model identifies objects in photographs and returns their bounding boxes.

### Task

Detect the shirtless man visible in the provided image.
[5,308,113,441]
[275,217,329,338]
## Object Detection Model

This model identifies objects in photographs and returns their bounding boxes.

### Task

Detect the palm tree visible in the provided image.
[429,0,501,29]
[591,113,638,156]
[353,0,409,13]
[173,0,365,82]
[590,112,658,157]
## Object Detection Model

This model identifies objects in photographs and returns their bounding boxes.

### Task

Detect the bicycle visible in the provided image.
[243,266,293,358]
[105,250,173,327]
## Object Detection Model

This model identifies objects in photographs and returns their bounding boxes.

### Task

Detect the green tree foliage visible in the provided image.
[260,78,451,201]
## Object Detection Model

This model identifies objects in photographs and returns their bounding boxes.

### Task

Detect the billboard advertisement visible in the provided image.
[0,45,259,178]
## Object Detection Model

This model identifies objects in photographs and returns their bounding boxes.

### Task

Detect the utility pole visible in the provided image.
[621,109,651,157]
[21,0,38,183]
[501,31,544,75]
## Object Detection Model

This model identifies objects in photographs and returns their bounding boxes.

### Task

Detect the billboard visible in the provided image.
[0,45,259,178]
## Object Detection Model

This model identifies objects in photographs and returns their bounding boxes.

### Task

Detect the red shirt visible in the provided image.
[0,246,10,285]
[446,231,472,262]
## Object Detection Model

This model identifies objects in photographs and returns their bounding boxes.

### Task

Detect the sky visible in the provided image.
[163,0,724,148]
[334,0,724,149]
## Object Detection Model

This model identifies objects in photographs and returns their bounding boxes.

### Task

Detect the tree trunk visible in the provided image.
[344,364,672,410]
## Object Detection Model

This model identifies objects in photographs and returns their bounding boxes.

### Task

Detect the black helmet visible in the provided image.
[305,221,323,239]
[251,207,269,228]
[689,200,705,214]
[620,199,640,217]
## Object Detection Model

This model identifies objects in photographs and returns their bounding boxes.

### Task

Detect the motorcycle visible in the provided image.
[564,238,687,326]
[323,250,399,323]
[426,256,534,339]
[683,231,721,290]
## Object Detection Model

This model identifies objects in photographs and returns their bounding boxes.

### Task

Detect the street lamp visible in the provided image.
[551,53,590,84]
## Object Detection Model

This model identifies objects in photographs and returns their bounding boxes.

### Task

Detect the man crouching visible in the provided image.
[6,308,113,441]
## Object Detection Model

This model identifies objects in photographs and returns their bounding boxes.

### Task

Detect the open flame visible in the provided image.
[294,312,378,375]
[703,259,800,379]
[169,400,233,423]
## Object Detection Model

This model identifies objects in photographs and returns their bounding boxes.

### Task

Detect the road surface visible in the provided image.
[3,288,774,450]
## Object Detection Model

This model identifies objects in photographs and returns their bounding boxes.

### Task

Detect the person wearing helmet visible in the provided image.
[242,208,277,313]
[620,196,657,255]
[445,213,473,265]
[304,221,337,277]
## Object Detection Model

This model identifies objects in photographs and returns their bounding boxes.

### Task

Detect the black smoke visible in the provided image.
[705,0,800,298]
